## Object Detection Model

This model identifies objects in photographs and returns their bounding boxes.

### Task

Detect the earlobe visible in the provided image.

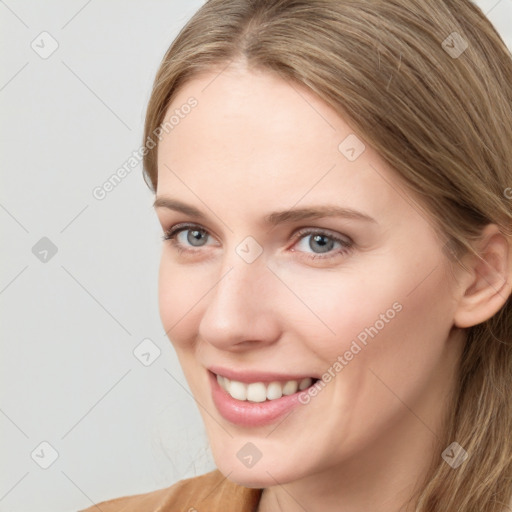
[453,225,512,329]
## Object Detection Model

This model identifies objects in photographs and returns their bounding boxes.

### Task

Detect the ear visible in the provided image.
[453,224,512,328]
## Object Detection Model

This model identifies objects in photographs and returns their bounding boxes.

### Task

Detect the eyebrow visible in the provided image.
[153,197,377,226]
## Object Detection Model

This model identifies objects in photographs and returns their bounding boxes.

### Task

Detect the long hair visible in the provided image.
[142,1,512,509]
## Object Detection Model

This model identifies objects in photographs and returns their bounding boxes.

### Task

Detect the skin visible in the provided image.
[153,60,507,512]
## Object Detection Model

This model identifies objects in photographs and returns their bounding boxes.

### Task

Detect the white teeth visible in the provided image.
[266,381,283,400]
[229,380,247,401]
[246,382,267,402]
[217,374,315,402]
[282,380,298,395]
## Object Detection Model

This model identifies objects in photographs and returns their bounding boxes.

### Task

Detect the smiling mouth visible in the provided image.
[215,373,319,402]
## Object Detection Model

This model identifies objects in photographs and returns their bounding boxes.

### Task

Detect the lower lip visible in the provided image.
[209,371,307,427]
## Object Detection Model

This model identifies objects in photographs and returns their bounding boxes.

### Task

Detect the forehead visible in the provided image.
[155,64,421,228]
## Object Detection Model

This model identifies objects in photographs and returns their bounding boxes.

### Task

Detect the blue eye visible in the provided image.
[291,229,353,259]
[162,223,353,261]
[162,224,213,254]
[167,226,210,247]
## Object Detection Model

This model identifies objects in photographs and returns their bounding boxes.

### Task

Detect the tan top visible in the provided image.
[78,471,512,511]
[78,469,262,512]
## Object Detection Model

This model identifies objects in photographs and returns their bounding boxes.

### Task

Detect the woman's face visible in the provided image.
[154,62,465,488]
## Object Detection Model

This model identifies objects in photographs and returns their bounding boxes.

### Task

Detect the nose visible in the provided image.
[198,255,281,352]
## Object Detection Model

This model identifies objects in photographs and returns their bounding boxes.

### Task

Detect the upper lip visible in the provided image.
[208,366,317,384]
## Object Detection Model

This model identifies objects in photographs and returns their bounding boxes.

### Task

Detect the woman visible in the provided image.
[81,0,512,510]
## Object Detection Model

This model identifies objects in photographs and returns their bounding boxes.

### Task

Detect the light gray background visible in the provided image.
[1,1,511,511]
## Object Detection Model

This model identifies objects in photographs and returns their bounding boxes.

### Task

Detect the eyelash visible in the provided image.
[161,223,353,261]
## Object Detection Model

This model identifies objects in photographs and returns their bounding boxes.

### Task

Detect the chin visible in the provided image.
[211,443,311,489]
[216,462,290,488]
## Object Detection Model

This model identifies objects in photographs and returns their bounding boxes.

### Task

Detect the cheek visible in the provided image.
[330,261,456,415]
[295,251,455,371]
[286,262,456,460]
[158,255,206,350]
[279,263,406,359]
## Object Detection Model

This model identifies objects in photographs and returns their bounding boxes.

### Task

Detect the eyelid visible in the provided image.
[291,226,352,245]
[162,222,217,243]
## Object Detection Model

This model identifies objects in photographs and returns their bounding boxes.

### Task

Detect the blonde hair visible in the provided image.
[142,1,512,509]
